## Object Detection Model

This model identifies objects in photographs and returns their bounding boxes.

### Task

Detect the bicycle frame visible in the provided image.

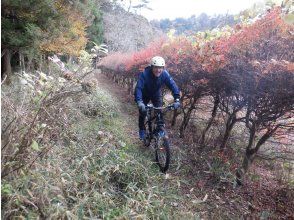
[143,103,176,172]
[144,104,174,145]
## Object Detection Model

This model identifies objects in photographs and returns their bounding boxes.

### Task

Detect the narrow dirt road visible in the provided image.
[94,70,139,141]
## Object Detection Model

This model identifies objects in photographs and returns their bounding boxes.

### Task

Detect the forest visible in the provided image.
[1,0,294,219]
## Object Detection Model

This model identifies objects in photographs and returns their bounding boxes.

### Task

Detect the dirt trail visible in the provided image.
[94,70,139,141]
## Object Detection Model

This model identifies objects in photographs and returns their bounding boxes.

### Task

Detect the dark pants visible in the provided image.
[139,97,163,131]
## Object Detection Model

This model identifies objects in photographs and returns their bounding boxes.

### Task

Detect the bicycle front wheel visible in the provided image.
[144,132,151,147]
[155,137,171,173]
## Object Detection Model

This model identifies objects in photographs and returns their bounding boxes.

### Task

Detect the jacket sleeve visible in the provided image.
[164,72,180,100]
[134,72,144,103]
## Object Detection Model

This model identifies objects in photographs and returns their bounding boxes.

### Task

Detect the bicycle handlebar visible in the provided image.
[144,102,180,130]
[145,103,177,111]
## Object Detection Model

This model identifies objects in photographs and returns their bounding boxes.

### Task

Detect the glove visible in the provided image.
[137,101,146,113]
[173,99,181,109]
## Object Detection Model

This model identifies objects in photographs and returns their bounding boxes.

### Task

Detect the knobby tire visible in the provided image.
[155,137,170,173]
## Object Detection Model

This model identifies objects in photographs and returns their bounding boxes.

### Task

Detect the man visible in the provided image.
[134,56,181,140]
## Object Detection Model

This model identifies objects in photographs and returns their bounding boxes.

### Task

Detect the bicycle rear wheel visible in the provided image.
[155,137,170,173]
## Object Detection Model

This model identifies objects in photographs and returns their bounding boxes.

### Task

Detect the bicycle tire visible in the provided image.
[155,137,170,173]
[144,137,151,147]
[144,132,151,147]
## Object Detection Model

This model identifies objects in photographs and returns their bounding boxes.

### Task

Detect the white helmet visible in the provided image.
[151,56,165,67]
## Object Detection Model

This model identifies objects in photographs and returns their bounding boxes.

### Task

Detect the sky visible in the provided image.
[121,0,265,20]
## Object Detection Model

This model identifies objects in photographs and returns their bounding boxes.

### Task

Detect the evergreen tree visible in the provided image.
[1,0,105,82]
[1,0,66,78]
[84,0,104,50]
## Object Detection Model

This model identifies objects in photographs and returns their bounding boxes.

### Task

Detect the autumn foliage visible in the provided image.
[99,8,294,184]
[40,2,88,56]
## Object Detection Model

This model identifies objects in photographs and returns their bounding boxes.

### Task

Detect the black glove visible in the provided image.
[137,101,146,113]
[173,99,181,109]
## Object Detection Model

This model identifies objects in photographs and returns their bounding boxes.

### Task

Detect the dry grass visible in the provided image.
[1,69,200,219]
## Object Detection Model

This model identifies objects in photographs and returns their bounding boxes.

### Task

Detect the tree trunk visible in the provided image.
[171,110,180,127]
[27,57,33,72]
[236,148,256,186]
[39,54,43,72]
[235,120,280,186]
[179,96,200,138]
[2,49,12,84]
[179,108,193,138]
[47,55,52,75]
[45,54,50,73]
[200,96,219,146]
[220,113,237,150]
[235,125,256,186]
[127,78,133,95]
[19,52,26,72]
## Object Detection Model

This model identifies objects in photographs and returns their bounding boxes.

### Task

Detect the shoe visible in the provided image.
[158,130,165,137]
[139,130,145,140]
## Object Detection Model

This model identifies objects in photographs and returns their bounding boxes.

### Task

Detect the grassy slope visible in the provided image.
[1,78,200,219]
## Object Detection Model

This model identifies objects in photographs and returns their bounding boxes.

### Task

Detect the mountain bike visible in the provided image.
[143,103,176,173]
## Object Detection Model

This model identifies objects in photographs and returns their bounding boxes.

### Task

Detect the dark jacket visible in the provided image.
[134,66,180,102]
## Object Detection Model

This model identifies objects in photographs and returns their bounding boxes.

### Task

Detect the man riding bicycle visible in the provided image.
[134,56,181,140]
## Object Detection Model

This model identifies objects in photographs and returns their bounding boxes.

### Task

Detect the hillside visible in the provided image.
[101,1,164,52]
[1,69,189,218]
[151,13,236,35]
